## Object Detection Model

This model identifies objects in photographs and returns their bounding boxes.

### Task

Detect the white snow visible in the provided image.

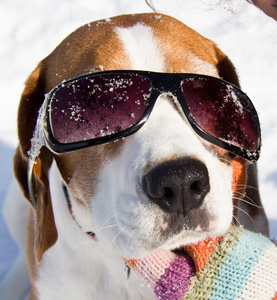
[0,0,276,292]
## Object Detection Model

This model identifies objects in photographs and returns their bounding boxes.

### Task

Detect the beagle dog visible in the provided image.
[6,13,268,300]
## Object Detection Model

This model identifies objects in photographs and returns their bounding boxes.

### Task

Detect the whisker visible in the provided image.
[232,183,261,207]
[100,224,118,230]
[110,226,126,248]
[99,212,117,232]
[233,195,262,209]
[240,197,262,209]
[231,220,237,227]
[235,184,259,192]
[234,204,254,223]
[232,213,242,227]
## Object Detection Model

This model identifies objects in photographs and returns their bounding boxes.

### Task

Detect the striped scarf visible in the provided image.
[126,227,277,299]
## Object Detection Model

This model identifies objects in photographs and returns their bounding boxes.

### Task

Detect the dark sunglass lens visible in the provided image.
[181,77,259,152]
[50,74,151,143]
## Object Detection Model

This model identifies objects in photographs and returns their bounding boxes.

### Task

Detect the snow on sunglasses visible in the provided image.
[30,70,261,162]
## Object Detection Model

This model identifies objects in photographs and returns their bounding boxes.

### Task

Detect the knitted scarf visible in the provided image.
[126,226,277,300]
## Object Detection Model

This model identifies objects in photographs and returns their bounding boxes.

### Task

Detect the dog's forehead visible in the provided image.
[46,13,219,89]
[114,22,218,76]
[114,23,166,72]
[100,13,219,75]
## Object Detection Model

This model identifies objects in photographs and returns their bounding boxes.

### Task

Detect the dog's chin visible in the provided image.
[161,218,231,255]
[162,230,218,254]
[120,226,227,260]
[108,206,232,260]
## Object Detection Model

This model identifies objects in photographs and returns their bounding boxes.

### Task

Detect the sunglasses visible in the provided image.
[28,70,261,204]
[37,70,260,160]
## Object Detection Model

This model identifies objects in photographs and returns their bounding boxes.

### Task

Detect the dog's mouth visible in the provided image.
[171,245,187,257]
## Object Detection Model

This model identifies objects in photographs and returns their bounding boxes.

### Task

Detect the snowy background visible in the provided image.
[0,0,276,291]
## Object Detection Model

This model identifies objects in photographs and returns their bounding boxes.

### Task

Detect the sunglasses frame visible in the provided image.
[43,70,261,161]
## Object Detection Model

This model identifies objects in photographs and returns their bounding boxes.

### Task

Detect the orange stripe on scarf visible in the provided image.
[185,236,221,272]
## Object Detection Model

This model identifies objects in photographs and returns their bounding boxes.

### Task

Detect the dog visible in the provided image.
[2,13,269,300]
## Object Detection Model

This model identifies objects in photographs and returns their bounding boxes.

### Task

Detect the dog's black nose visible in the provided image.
[142,158,210,216]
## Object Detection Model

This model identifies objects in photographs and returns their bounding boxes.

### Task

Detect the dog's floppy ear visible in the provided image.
[213,46,240,88]
[14,62,58,263]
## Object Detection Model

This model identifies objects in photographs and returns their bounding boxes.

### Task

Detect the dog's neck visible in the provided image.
[33,161,154,300]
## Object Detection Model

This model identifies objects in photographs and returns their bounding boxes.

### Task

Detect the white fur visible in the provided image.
[36,162,154,300]
[115,24,166,72]
[180,53,219,77]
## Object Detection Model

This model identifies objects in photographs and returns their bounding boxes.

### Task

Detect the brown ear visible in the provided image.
[213,46,240,88]
[14,63,58,263]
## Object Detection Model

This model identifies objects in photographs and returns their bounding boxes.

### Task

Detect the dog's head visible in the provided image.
[14,13,259,262]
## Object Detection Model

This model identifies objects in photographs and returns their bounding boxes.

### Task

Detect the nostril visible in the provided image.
[163,187,174,199]
[190,180,208,195]
[189,179,210,209]
[190,180,202,192]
